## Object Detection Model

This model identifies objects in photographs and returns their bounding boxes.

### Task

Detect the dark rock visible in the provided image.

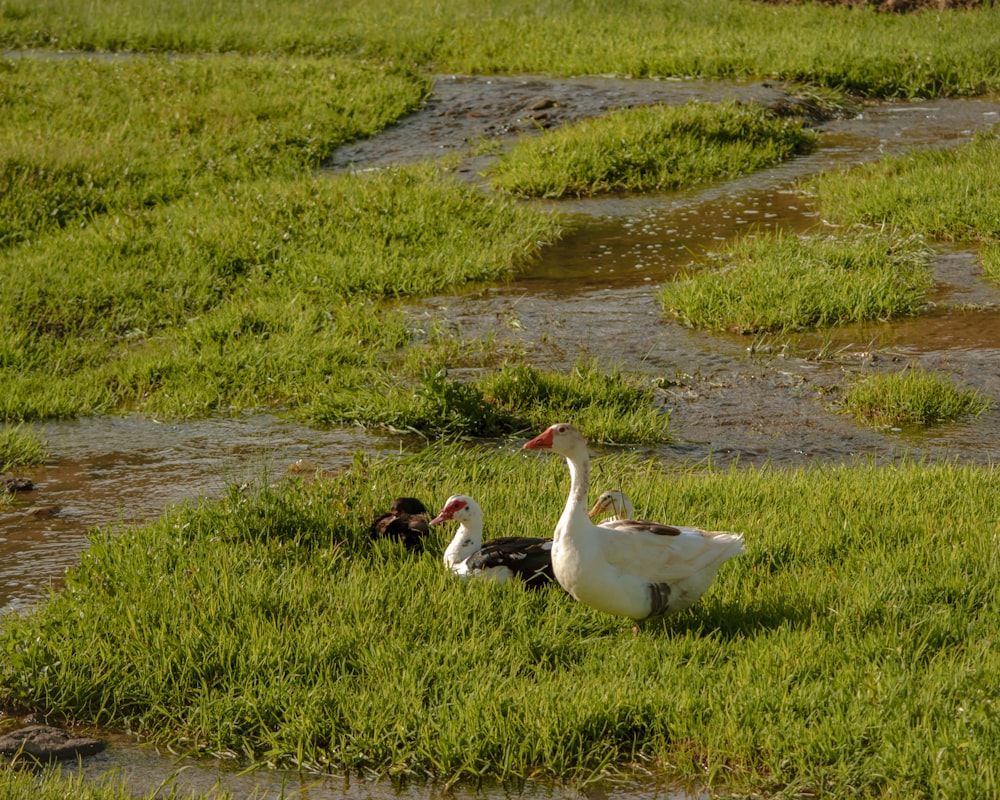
[0,724,106,761]
[524,97,558,112]
[24,505,61,518]
[1,474,34,493]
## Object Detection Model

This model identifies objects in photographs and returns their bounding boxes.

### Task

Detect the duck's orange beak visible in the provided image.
[522,427,554,450]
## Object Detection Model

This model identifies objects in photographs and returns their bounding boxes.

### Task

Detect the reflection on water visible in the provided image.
[527,186,821,293]
[534,98,1000,291]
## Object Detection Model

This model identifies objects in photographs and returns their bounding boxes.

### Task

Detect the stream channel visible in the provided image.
[3,73,1000,799]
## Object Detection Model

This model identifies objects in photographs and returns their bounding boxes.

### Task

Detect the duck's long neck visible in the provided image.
[558,450,591,538]
[443,518,482,567]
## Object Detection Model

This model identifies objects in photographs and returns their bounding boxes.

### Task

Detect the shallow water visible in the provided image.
[0,415,375,614]
[411,90,1000,467]
[64,735,703,800]
[3,74,1000,798]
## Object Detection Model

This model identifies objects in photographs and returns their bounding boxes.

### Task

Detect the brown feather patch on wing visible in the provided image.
[599,519,683,536]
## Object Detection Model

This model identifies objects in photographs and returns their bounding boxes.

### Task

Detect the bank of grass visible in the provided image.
[2,1,1000,98]
[2,16,997,435]
[0,448,997,797]
[0,163,565,421]
[840,366,991,427]
[309,363,668,442]
[0,425,48,472]
[0,55,498,425]
[806,131,1000,241]
[659,230,933,333]
[488,102,815,198]
[0,55,429,249]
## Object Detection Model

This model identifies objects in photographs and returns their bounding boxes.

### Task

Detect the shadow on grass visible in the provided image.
[642,596,823,640]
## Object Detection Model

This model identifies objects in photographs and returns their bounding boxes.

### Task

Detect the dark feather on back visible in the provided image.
[466,537,556,589]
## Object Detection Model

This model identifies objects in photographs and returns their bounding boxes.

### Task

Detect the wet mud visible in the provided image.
[328,74,799,177]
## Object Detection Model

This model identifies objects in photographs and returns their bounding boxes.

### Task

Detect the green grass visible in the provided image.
[840,366,992,428]
[0,163,564,421]
[983,241,1000,285]
[658,230,933,334]
[0,9,997,800]
[488,102,816,198]
[0,425,48,472]
[2,1,1000,98]
[308,362,669,442]
[483,363,668,444]
[806,131,1000,242]
[0,765,222,800]
[0,55,574,425]
[2,10,996,430]
[0,55,429,250]
[1,449,998,797]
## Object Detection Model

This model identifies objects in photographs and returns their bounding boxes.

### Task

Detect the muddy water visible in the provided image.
[0,415,375,613]
[411,89,1000,467]
[3,75,1000,799]
[65,736,702,800]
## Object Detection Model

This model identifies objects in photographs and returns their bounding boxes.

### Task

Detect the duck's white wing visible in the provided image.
[597,520,745,583]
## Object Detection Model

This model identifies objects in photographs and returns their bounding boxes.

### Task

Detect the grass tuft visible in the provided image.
[483,362,669,444]
[659,230,933,333]
[840,365,992,428]
[0,424,48,473]
[0,764,214,800]
[983,241,1000,286]
[488,101,815,198]
[308,362,669,443]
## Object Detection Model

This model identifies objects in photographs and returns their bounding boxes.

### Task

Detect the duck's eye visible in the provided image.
[557,425,567,433]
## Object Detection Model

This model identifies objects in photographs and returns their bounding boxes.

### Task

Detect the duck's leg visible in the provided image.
[648,581,672,617]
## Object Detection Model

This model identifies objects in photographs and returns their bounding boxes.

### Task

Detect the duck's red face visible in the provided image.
[431,496,468,525]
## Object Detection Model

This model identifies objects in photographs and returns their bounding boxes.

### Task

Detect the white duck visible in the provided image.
[523,423,744,620]
[431,495,555,589]
[588,489,635,525]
